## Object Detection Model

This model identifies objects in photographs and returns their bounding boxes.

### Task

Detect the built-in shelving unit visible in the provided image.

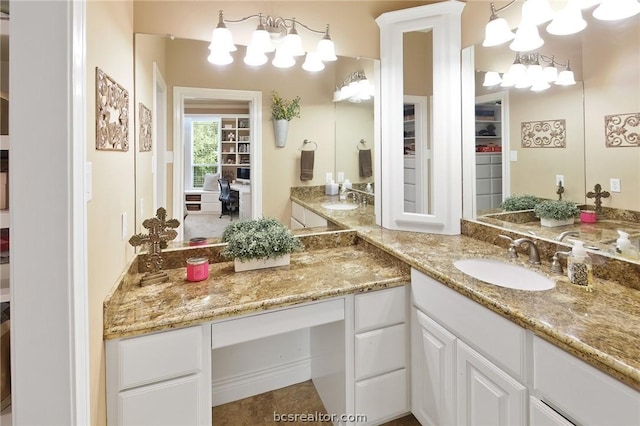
[475,100,503,212]
[220,115,250,182]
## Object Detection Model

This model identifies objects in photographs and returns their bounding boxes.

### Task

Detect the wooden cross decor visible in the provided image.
[128,207,180,286]
[586,184,610,215]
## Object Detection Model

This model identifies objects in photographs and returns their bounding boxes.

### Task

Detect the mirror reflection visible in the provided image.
[134,34,378,241]
[403,29,433,215]
[466,12,640,262]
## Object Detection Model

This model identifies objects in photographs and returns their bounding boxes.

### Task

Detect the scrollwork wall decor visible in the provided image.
[521,119,566,148]
[138,103,152,152]
[605,112,639,147]
[96,67,129,151]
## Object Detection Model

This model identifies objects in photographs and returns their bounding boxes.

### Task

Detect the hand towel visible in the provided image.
[359,149,372,178]
[300,150,314,181]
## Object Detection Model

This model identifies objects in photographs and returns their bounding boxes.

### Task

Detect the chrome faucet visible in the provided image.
[556,230,579,242]
[499,235,541,265]
[346,190,360,204]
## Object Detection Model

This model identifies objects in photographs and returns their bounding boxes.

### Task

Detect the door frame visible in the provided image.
[172,87,263,240]
[152,62,167,212]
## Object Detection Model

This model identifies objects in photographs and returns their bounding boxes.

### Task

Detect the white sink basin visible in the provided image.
[454,258,556,291]
[322,203,359,211]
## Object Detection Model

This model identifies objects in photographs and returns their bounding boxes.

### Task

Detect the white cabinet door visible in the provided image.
[119,375,203,426]
[457,340,527,426]
[411,308,456,426]
[530,397,574,426]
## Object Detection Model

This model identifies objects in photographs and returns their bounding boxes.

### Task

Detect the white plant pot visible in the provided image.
[540,217,575,228]
[273,119,289,148]
[234,253,290,272]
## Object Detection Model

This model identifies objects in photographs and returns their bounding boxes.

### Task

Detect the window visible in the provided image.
[188,117,220,188]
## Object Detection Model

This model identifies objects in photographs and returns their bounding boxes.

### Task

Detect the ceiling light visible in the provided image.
[510,20,544,52]
[334,70,374,103]
[593,0,640,20]
[484,52,576,93]
[547,0,587,36]
[209,10,335,71]
[483,71,502,87]
[522,0,554,25]
[482,3,516,47]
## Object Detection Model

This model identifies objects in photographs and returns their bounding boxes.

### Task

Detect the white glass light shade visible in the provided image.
[483,71,502,87]
[482,17,515,47]
[283,32,305,57]
[209,27,237,52]
[302,52,325,72]
[243,45,268,66]
[333,89,344,102]
[510,21,544,52]
[578,0,602,8]
[531,76,551,91]
[272,48,295,68]
[555,69,576,85]
[508,62,527,78]
[515,73,533,89]
[543,65,558,82]
[527,64,543,80]
[207,48,233,65]
[249,28,274,53]
[500,71,517,87]
[547,1,587,35]
[593,0,640,20]
[317,37,337,62]
[522,0,554,25]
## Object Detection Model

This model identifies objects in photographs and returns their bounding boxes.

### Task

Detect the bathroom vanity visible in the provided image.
[104,191,640,425]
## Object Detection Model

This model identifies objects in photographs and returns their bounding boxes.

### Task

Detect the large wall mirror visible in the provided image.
[462,9,640,262]
[134,33,380,238]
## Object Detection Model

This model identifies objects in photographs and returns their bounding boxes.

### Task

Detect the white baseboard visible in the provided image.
[212,357,311,406]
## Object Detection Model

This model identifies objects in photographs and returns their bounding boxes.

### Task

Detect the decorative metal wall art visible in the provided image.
[521,119,566,148]
[95,67,129,151]
[138,103,152,152]
[605,112,639,147]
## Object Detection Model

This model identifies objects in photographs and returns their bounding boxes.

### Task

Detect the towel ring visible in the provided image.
[299,139,318,151]
[357,139,369,150]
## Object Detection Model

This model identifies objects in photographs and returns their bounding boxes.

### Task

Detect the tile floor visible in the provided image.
[212,380,421,425]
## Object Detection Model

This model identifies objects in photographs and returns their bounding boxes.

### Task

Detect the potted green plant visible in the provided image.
[221,217,304,272]
[271,91,301,148]
[501,194,540,211]
[533,199,580,227]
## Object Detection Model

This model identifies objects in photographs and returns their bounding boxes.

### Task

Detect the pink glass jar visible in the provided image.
[580,210,597,223]
[186,257,209,282]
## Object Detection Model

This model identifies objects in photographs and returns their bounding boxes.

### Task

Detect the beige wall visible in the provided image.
[87,1,135,425]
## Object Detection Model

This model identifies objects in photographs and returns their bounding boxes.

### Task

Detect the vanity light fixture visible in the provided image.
[484,52,576,92]
[482,0,640,51]
[333,69,375,103]
[208,10,337,72]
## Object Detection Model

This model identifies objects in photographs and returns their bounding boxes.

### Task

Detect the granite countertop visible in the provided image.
[291,192,640,392]
[103,238,410,340]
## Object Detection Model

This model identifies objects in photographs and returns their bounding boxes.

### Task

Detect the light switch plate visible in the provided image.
[610,178,621,193]
[337,172,345,183]
[510,151,518,161]
[556,175,565,186]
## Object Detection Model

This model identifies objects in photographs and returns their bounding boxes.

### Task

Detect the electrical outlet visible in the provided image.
[337,172,345,183]
[610,178,621,193]
[555,175,565,186]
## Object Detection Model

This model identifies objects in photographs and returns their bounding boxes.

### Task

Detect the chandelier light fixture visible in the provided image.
[483,52,576,92]
[208,10,337,72]
[333,70,375,103]
[482,0,640,52]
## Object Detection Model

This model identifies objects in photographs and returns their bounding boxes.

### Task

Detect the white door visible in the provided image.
[411,308,456,426]
[456,340,527,426]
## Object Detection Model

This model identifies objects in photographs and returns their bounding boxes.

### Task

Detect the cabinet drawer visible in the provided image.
[533,336,640,426]
[404,157,416,169]
[530,397,574,426]
[355,323,406,380]
[185,203,201,211]
[355,286,406,332]
[355,369,408,424]
[291,202,306,224]
[185,194,201,202]
[117,326,203,390]
[201,192,219,203]
[200,202,220,212]
[411,269,526,381]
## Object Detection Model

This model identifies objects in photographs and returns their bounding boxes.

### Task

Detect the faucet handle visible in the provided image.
[498,235,518,258]
[551,250,572,274]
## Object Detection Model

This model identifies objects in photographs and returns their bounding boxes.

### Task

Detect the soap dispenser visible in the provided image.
[616,230,639,260]
[567,240,593,291]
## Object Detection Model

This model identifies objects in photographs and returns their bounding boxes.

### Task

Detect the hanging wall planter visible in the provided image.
[273,119,289,148]
[271,91,301,148]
